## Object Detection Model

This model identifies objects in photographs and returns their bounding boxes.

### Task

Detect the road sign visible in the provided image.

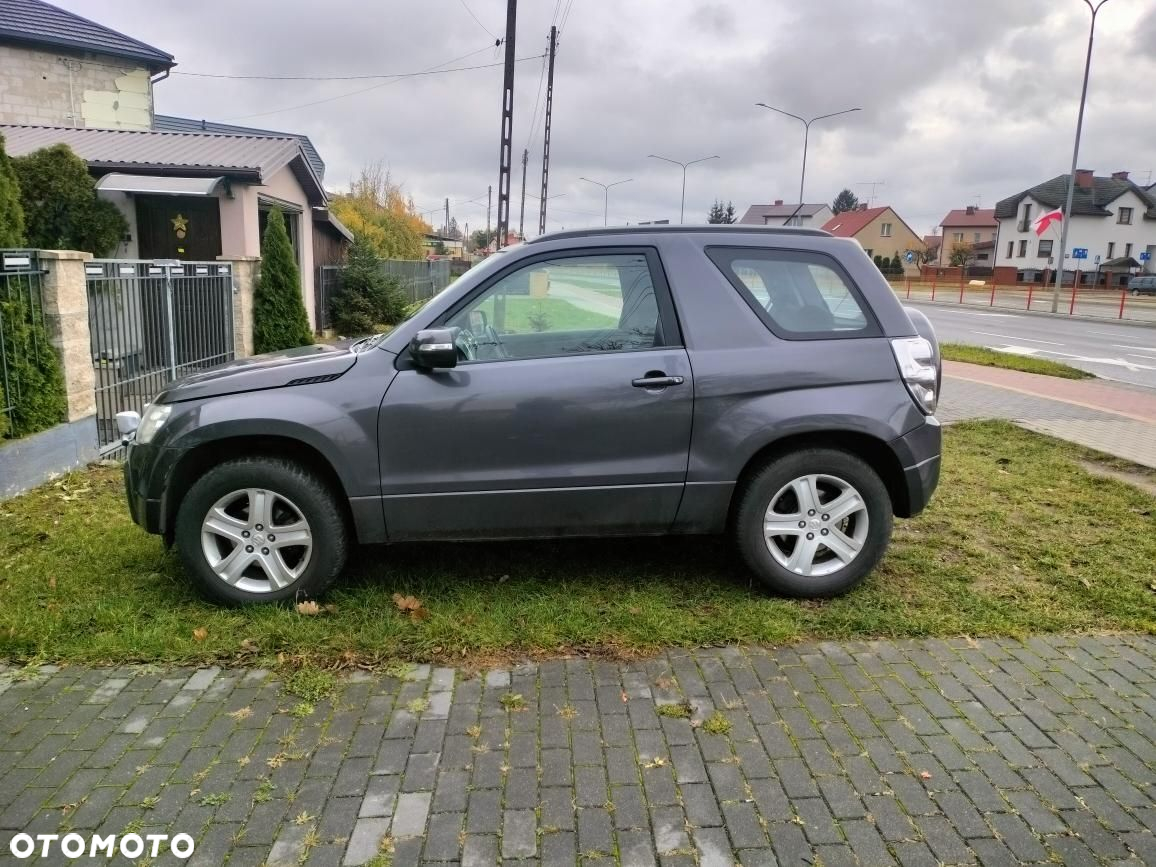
[905,251,914,263]
[1141,252,1152,261]
[1071,247,1088,259]
[1094,254,1101,264]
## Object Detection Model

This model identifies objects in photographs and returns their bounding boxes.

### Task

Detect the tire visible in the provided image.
[733,448,893,598]
[175,457,349,604]
[1132,289,1140,297]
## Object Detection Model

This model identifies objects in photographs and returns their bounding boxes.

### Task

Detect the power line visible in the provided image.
[176,45,499,81]
[457,0,498,41]
[558,0,576,33]
[223,52,545,121]
[523,50,548,150]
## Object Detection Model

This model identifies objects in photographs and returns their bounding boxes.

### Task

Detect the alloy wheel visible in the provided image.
[200,488,313,593]
[762,473,869,577]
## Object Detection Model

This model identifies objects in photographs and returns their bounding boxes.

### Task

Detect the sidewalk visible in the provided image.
[2,636,1154,866]
[940,360,1156,469]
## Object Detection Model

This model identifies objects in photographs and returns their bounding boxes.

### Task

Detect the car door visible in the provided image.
[377,247,693,541]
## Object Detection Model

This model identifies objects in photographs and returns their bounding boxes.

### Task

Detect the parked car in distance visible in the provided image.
[120,225,942,605]
[1128,275,1156,296]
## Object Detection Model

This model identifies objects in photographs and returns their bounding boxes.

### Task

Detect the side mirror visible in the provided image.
[410,327,459,369]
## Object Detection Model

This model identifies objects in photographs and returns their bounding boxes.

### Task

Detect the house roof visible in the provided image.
[154,115,325,183]
[0,0,174,71]
[1101,256,1140,269]
[923,235,942,250]
[738,203,827,224]
[0,124,325,204]
[821,206,889,237]
[940,207,996,228]
[995,174,1156,220]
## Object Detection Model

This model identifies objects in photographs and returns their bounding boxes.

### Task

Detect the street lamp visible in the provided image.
[578,177,632,226]
[1051,0,1112,313]
[755,103,861,206]
[647,154,720,223]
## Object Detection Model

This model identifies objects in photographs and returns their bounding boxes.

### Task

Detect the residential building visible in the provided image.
[937,206,997,266]
[0,0,345,329]
[423,233,466,258]
[820,205,924,274]
[922,234,942,262]
[738,201,833,229]
[995,170,1156,285]
[0,0,174,128]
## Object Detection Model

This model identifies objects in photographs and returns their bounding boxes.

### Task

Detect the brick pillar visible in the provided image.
[37,250,95,422]
[221,256,260,358]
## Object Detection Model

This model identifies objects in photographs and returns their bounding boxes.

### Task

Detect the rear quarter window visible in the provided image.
[706,247,880,339]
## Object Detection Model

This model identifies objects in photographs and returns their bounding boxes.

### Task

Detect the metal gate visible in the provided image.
[86,260,234,453]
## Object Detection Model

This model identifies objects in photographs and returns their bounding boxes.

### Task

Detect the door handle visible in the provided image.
[632,374,685,389]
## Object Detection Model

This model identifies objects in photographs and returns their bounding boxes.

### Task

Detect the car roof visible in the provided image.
[527,225,831,244]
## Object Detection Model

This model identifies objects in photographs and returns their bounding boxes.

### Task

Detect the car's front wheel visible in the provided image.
[175,457,348,604]
[734,448,893,598]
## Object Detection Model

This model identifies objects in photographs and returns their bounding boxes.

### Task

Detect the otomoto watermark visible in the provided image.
[7,832,195,859]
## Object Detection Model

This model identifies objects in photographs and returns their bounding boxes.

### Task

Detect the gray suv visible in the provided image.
[121,226,942,604]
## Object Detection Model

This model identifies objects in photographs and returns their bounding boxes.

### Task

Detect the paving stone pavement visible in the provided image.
[2,636,1155,865]
[939,371,1156,469]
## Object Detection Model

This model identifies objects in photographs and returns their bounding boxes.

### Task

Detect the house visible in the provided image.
[994,170,1156,286]
[423,233,465,258]
[0,0,174,129]
[937,206,997,266]
[739,201,833,228]
[0,0,346,329]
[821,205,924,274]
[922,234,942,262]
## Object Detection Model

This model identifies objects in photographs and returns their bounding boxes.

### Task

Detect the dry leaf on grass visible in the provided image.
[392,593,430,622]
[919,771,932,780]
[192,627,208,642]
[296,601,321,616]
[48,577,56,590]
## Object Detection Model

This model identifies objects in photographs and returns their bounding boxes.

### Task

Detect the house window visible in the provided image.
[973,232,982,242]
[880,223,892,238]
[1007,241,1014,258]
[1125,243,1133,257]
[952,232,964,243]
[1118,207,1133,225]
[1021,203,1032,230]
[1018,240,1027,258]
[977,252,989,261]
[1038,239,1053,258]
[1107,242,1116,259]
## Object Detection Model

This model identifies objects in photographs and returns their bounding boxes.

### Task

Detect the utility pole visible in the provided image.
[538,25,557,236]
[518,148,528,240]
[444,197,449,237]
[486,185,492,237]
[494,0,517,249]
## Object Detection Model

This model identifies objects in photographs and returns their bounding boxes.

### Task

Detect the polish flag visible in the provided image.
[1033,209,1063,236]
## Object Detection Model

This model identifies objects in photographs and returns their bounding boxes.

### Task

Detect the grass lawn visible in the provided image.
[0,421,1152,669]
[485,296,617,333]
[941,343,1094,380]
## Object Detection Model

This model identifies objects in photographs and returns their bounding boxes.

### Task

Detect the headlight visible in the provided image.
[891,337,938,414]
[135,403,172,444]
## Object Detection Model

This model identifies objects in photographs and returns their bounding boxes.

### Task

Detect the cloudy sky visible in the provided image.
[62,0,1156,236]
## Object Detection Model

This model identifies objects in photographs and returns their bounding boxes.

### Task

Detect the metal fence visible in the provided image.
[316,258,453,330]
[87,260,235,453]
[0,250,51,438]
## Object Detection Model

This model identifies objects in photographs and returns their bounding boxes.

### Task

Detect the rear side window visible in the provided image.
[707,247,878,338]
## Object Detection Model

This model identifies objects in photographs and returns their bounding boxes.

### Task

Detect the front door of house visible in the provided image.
[136,196,222,261]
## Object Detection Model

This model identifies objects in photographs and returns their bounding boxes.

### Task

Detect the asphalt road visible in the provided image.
[908,301,1156,390]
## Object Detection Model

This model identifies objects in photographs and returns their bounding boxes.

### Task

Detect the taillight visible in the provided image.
[891,337,938,414]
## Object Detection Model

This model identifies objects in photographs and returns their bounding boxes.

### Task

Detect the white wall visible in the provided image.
[996,192,1156,274]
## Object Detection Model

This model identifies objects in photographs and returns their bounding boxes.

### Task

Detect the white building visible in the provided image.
[994,170,1156,286]
[738,202,834,228]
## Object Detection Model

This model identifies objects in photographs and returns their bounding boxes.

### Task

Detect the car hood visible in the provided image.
[156,343,359,402]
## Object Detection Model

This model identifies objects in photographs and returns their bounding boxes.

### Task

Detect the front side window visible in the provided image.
[708,247,873,338]
[444,253,664,361]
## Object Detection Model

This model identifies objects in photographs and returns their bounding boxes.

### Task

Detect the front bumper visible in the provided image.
[890,416,942,517]
[123,440,179,535]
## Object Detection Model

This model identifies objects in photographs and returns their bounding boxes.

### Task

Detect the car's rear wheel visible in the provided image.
[734,448,893,598]
[1133,289,1140,297]
[175,457,348,604]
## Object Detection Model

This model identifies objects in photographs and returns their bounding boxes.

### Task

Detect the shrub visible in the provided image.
[0,133,25,247]
[12,144,126,255]
[0,290,67,437]
[253,209,312,354]
[330,234,406,336]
